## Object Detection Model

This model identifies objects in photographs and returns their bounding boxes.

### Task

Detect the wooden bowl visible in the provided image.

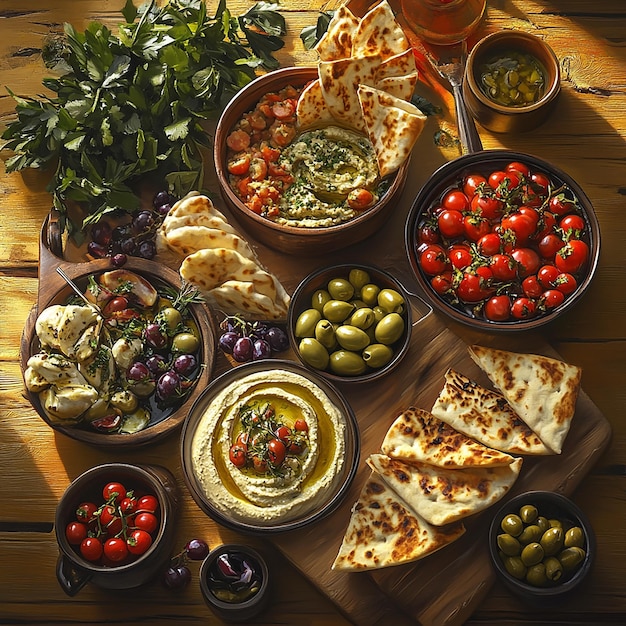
[20,256,218,448]
[213,66,410,256]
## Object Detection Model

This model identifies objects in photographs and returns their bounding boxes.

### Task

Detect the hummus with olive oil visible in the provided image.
[276,126,384,228]
[190,369,347,525]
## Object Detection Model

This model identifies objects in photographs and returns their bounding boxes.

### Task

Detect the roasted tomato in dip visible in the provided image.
[413,160,593,324]
[225,84,386,228]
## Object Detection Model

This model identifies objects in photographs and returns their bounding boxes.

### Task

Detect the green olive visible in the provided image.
[520,542,544,566]
[350,307,376,330]
[374,312,405,345]
[549,518,563,530]
[314,319,337,350]
[497,533,522,557]
[360,283,381,307]
[540,526,564,557]
[544,556,563,582]
[536,516,550,533]
[362,343,394,369]
[172,332,199,353]
[322,299,355,323]
[311,289,331,312]
[327,278,354,301]
[558,546,586,572]
[295,308,322,338]
[525,563,548,587]
[564,526,585,549]
[351,299,368,310]
[500,513,523,537]
[298,337,330,370]
[377,288,405,314]
[519,504,539,524]
[158,306,183,332]
[349,268,370,291]
[518,524,542,545]
[503,556,527,580]
[335,325,371,351]
[372,305,387,324]
[329,350,367,376]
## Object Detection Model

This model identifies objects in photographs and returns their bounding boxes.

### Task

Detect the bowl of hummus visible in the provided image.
[214,66,411,256]
[180,360,359,533]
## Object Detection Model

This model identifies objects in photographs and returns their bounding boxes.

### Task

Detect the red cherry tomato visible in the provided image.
[431,272,454,295]
[489,170,521,195]
[457,271,494,303]
[127,529,153,556]
[471,193,504,220]
[120,496,137,515]
[541,289,566,309]
[538,233,565,259]
[103,482,127,504]
[464,214,491,241]
[533,212,557,241]
[500,213,535,244]
[136,495,159,514]
[66,521,88,546]
[522,275,543,299]
[556,272,578,295]
[489,253,517,281]
[448,244,473,270]
[100,504,123,537]
[80,537,103,562]
[511,248,541,278]
[555,239,589,273]
[417,223,441,245]
[134,512,159,534]
[275,425,290,442]
[537,264,561,289]
[531,171,551,193]
[559,214,585,236]
[518,206,540,230]
[477,232,502,256]
[419,244,449,276]
[549,194,575,216]
[268,438,287,466]
[229,443,248,468]
[76,501,98,524]
[103,296,129,316]
[252,456,268,473]
[438,209,466,238]
[104,537,129,563]
[484,295,512,321]
[511,297,537,320]
[294,419,309,432]
[506,161,531,178]
[442,189,469,212]
[463,173,487,197]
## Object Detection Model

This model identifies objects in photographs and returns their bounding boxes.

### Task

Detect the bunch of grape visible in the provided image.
[87,190,177,266]
[163,538,210,589]
[218,316,289,363]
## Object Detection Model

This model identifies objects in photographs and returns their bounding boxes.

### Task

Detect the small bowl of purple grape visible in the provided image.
[199,544,270,622]
[218,315,290,365]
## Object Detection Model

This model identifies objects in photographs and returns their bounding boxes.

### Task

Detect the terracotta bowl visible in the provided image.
[287,263,413,383]
[20,256,217,448]
[489,491,595,604]
[405,150,600,332]
[55,463,179,596]
[213,66,410,256]
[463,30,561,133]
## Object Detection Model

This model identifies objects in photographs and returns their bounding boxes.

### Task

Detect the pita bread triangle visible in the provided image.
[331,471,465,571]
[431,369,553,455]
[467,345,582,454]
[381,406,517,468]
[350,0,410,60]
[367,453,523,526]
[313,5,359,62]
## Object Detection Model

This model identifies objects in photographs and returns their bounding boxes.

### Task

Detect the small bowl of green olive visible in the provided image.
[489,491,595,603]
[287,264,413,383]
[463,30,561,133]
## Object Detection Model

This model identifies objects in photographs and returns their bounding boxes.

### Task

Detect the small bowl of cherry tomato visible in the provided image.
[405,150,600,331]
[54,462,178,596]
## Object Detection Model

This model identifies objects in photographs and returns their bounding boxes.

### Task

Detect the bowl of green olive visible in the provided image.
[489,491,595,602]
[287,264,412,383]
[463,30,561,133]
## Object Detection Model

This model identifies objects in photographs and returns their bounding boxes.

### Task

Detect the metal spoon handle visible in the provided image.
[452,83,483,154]
[56,267,102,314]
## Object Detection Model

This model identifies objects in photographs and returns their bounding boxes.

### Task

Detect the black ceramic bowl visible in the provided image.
[199,544,270,622]
[405,150,600,332]
[54,463,178,596]
[489,490,595,603]
[287,263,413,384]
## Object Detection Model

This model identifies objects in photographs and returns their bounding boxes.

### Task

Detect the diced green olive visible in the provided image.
[295,308,322,338]
[327,278,354,301]
[311,289,331,312]
[558,546,586,572]
[335,325,371,351]
[298,337,329,370]
[525,563,548,587]
[172,332,199,353]
[544,556,563,582]
[564,526,585,549]
[349,307,376,330]
[540,526,564,557]
[519,504,539,524]
[497,533,522,556]
[503,556,527,580]
[520,542,544,566]
[328,350,367,376]
[518,524,542,545]
[374,312,405,345]
[362,343,394,369]
[322,300,355,323]
[348,269,370,291]
[314,319,337,350]
[377,288,405,313]
[501,513,523,537]
[360,284,380,307]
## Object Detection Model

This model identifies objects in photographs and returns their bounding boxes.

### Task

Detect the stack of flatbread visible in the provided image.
[156,192,290,319]
[332,407,522,571]
[298,1,427,177]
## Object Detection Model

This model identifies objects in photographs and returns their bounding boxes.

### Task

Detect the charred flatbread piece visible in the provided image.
[357,84,426,177]
[467,345,582,454]
[367,453,523,526]
[381,406,516,468]
[331,472,465,571]
[313,5,360,61]
[295,79,335,129]
[350,0,410,60]
[431,369,552,455]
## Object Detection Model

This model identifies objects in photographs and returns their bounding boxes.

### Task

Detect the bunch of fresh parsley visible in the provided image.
[1,0,286,234]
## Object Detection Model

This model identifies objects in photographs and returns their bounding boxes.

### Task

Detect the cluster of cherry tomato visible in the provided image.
[415,160,591,323]
[65,481,160,565]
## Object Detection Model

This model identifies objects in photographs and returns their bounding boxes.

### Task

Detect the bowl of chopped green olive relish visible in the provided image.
[463,30,561,133]
[489,491,595,603]
[214,67,410,256]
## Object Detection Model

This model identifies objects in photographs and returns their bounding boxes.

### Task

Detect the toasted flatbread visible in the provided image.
[367,453,523,526]
[350,0,410,60]
[381,406,516,468]
[313,5,360,61]
[295,79,335,129]
[161,225,255,261]
[431,369,553,456]
[331,472,465,571]
[357,84,426,176]
[467,345,582,454]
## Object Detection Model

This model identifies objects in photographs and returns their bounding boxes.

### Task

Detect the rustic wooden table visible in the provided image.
[1,1,625,624]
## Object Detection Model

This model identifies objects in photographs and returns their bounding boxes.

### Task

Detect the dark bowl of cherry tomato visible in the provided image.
[213,66,410,256]
[405,150,600,331]
[54,462,179,596]
[20,256,218,448]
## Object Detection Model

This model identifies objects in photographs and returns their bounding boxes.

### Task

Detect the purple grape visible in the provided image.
[266,326,289,352]
[112,224,132,242]
[157,203,172,216]
[132,210,155,233]
[127,361,150,382]
[173,353,197,375]
[218,331,239,354]
[137,240,157,259]
[120,238,136,255]
[252,339,271,361]
[185,538,209,561]
[157,370,181,399]
[91,222,112,245]
[163,565,191,589]
[87,241,108,259]
[146,354,168,374]
[145,323,168,350]
[111,253,127,267]
[153,190,174,209]
[250,322,268,341]
[232,337,253,362]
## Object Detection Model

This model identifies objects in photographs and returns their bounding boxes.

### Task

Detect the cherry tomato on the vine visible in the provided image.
[438,209,466,239]
[464,214,491,241]
[127,529,153,556]
[463,173,487,197]
[512,248,541,278]
[229,443,248,468]
[419,244,449,276]
[134,512,159,534]
[471,193,504,220]
[103,482,126,504]
[511,297,537,320]
[556,272,578,295]
[448,244,473,270]
[76,502,98,524]
[431,272,454,296]
[268,438,287,466]
[555,239,589,273]
[294,419,309,432]
[541,289,566,310]
[136,495,159,514]
[104,537,129,563]
[506,161,531,178]
[537,264,560,289]
[559,214,585,236]
[442,189,469,212]
[80,537,103,562]
[489,253,517,281]
[66,521,88,545]
[484,295,512,321]
[522,275,543,299]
